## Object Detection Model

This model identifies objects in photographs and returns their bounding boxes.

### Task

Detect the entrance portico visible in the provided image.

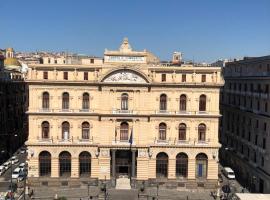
[111,149,137,187]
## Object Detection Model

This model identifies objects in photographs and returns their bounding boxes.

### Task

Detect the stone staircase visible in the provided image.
[115,177,131,190]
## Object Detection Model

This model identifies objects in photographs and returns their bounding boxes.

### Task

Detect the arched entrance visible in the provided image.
[111,149,137,179]
[59,151,71,177]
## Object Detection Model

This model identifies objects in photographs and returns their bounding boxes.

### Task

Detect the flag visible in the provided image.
[129,128,133,145]
[115,127,117,142]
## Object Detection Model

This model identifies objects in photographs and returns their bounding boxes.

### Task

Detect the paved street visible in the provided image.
[218,163,246,196]
[0,148,27,193]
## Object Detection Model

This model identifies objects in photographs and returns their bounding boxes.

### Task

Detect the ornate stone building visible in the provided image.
[26,38,223,189]
[220,55,270,193]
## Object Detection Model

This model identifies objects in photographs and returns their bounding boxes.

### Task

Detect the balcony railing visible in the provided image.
[177,139,190,145]
[176,111,191,115]
[37,136,53,143]
[112,139,135,145]
[77,136,93,143]
[112,109,134,114]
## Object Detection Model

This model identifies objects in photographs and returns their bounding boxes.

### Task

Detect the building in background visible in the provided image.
[26,38,223,190]
[220,55,270,193]
[0,47,28,161]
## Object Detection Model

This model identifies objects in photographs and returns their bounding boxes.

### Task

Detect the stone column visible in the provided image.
[131,150,136,178]
[112,149,116,178]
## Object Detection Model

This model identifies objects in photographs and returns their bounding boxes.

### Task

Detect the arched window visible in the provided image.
[179,123,186,141]
[121,93,128,110]
[39,151,51,176]
[42,92,49,109]
[79,151,91,176]
[176,153,188,178]
[82,122,90,139]
[196,153,208,178]
[59,151,71,177]
[120,122,129,141]
[82,93,89,110]
[62,92,69,110]
[198,124,206,142]
[160,94,167,111]
[41,121,50,139]
[180,94,187,111]
[62,122,70,140]
[159,123,167,141]
[199,95,206,111]
[156,152,168,178]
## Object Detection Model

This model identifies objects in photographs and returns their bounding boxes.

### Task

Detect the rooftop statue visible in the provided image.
[119,37,132,52]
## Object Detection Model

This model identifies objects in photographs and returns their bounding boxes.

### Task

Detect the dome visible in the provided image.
[4,57,21,69]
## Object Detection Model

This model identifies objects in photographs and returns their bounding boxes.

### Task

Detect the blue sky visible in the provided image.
[0,0,269,62]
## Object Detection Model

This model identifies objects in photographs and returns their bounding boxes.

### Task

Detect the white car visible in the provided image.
[12,167,22,179]
[20,149,26,154]
[11,156,19,164]
[18,163,26,171]
[0,166,5,175]
[3,162,11,170]
[223,167,236,179]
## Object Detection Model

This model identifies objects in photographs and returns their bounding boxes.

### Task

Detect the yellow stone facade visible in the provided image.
[26,39,223,189]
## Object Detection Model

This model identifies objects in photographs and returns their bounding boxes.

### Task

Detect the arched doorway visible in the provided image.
[196,153,208,178]
[156,152,168,178]
[176,153,188,178]
[59,151,71,177]
[39,151,51,177]
[79,151,91,176]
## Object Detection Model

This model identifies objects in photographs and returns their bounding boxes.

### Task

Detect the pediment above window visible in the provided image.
[102,70,148,83]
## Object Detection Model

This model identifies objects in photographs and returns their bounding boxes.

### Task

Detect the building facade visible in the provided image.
[26,38,223,189]
[0,48,28,161]
[220,56,270,193]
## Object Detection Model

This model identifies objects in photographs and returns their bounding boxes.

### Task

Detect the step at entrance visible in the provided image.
[115,177,131,189]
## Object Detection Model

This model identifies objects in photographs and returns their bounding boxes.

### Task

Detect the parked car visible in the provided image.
[11,168,22,179]
[223,167,235,179]
[18,163,26,171]
[3,161,11,170]
[0,166,5,175]
[20,149,26,154]
[17,172,25,182]
[10,156,19,165]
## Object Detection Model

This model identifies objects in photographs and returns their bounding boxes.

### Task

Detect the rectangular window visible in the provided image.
[201,74,206,82]
[248,132,251,142]
[255,135,258,145]
[161,74,166,82]
[64,72,68,80]
[256,120,259,128]
[263,138,266,149]
[264,123,267,131]
[54,60,57,64]
[265,85,269,94]
[84,72,88,80]
[182,74,186,82]
[90,59,94,64]
[250,83,254,92]
[48,58,51,64]
[261,157,264,167]
[43,71,48,80]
